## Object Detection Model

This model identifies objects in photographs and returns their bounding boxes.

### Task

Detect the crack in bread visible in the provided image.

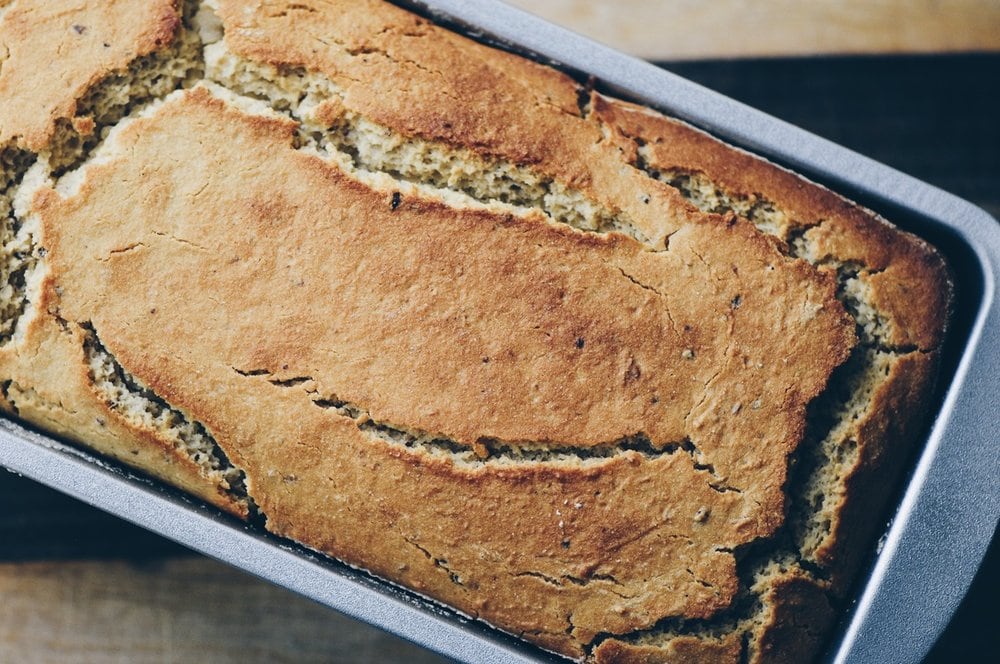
[204,0,722,252]
[0,146,37,344]
[649,167,917,353]
[627,163,916,580]
[235,366,738,472]
[609,110,948,578]
[587,97,950,661]
[83,323,250,504]
[0,0,249,517]
[31,82,852,656]
[0,1,952,662]
[0,0,188,153]
[202,43,650,245]
[46,21,202,175]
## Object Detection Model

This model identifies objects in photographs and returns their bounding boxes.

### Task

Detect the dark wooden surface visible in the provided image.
[2,54,998,662]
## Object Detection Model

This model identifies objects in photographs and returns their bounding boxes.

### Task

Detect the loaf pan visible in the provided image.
[1,1,997,662]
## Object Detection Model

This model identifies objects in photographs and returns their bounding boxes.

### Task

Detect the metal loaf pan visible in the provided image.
[1,1,997,662]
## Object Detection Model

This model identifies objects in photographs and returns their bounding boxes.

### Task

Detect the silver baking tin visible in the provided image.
[1,1,997,662]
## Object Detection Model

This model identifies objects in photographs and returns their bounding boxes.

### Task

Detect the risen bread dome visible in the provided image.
[0,1,951,661]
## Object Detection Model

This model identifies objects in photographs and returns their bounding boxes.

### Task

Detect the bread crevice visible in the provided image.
[82,322,250,507]
[202,41,653,246]
[636,163,912,563]
[0,3,949,661]
[0,148,41,346]
[403,535,468,589]
[1,379,80,419]
[582,149,929,659]
[589,550,832,662]
[233,366,738,478]
[0,0,263,510]
[2,1,207,347]
[45,2,204,175]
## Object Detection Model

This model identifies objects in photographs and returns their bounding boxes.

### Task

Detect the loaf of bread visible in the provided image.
[0,1,952,661]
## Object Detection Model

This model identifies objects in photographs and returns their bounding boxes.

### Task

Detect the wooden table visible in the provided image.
[506,0,1000,60]
[3,3,999,662]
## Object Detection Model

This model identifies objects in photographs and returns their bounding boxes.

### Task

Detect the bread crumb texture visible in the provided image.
[0,1,952,661]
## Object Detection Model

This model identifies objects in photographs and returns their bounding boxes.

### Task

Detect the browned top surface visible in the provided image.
[214,0,699,250]
[0,0,180,151]
[215,0,582,162]
[592,96,952,351]
[33,85,853,653]
[0,0,956,660]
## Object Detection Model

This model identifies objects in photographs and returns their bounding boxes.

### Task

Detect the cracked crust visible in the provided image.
[593,567,834,664]
[0,0,180,151]
[0,0,244,516]
[32,86,853,656]
[208,0,710,251]
[0,1,952,661]
[589,96,951,353]
[583,86,951,660]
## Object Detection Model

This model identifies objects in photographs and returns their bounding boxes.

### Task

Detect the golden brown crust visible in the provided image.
[589,95,952,352]
[213,0,582,163]
[1,289,244,517]
[0,0,180,151]
[588,92,951,657]
[594,633,743,664]
[0,0,243,517]
[748,569,835,664]
[211,0,706,251]
[815,350,940,587]
[0,1,952,661]
[593,566,835,664]
[32,86,856,656]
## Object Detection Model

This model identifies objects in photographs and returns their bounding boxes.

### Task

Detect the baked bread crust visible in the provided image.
[0,0,244,516]
[32,84,852,655]
[0,0,179,151]
[0,1,952,661]
[587,96,950,662]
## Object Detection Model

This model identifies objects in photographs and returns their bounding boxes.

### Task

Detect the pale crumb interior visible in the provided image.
[46,21,203,174]
[647,163,901,562]
[238,369,702,470]
[656,168,791,238]
[0,150,41,345]
[0,1,249,509]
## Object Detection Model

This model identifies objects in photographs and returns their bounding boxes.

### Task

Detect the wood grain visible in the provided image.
[504,0,1000,59]
[0,557,447,664]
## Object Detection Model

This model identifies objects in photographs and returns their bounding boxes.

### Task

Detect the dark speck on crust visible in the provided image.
[624,359,641,384]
